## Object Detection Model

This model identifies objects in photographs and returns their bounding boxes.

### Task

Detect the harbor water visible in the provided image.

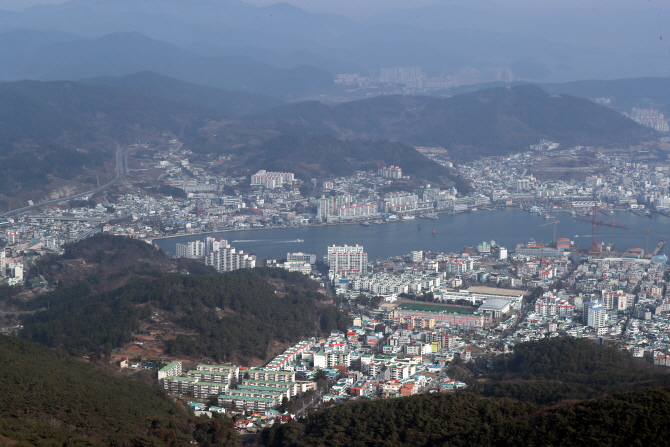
[154,209,670,261]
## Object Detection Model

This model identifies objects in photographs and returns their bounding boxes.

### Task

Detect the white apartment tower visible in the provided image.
[205,236,230,255]
[327,245,368,277]
[287,252,317,265]
[250,170,295,189]
[378,166,402,179]
[206,247,256,272]
[175,240,206,259]
[587,300,606,329]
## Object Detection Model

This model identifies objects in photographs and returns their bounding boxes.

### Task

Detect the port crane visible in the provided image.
[540,220,559,244]
[573,214,630,230]
[641,229,667,255]
[574,204,629,254]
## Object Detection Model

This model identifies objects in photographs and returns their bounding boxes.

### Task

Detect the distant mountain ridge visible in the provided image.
[0,0,664,82]
[446,76,670,116]
[0,30,334,99]
[244,85,657,159]
[82,71,285,116]
[0,79,219,206]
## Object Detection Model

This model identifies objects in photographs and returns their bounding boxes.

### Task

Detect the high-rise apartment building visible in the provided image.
[205,246,256,272]
[327,245,368,277]
[250,170,295,189]
[176,240,206,259]
[587,300,606,328]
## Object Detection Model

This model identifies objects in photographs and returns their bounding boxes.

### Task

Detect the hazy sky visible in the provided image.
[244,0,670,17]
[2,0,670,17]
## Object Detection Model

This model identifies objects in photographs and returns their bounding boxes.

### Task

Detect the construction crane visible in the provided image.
[608,215,620,251]
[540,220,559,244]
[641,229,667,255]
[573,215,630,230]
[574,204,629,255]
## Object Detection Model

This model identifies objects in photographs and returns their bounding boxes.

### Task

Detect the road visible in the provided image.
[1,145,138,218]
[294,390,326,416]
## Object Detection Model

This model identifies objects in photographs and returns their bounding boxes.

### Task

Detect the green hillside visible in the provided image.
[19,265,348,363]
[468,337,670,404]
[259,386,670,447]
[0,334,239,446]
[259,337,670,447]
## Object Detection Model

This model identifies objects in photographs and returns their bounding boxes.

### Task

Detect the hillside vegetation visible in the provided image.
[468,337,670,403]
[232,133,470,191]
[0,334,240,446]
[35,234,177,289]
[19,264,348,363]
[259,337,670,447]
[0,80,219,207]
[259,386,670,447]
[0,80,656,207]
[245,85,656,160]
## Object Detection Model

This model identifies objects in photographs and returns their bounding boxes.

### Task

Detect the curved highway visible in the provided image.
[1,145,138,218]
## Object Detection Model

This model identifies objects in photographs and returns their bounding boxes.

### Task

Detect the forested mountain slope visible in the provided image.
[0,79,219,208]
[18,259,347,363]
[259,386,670,447]
[260,337,670,447]
[0,334,240,446]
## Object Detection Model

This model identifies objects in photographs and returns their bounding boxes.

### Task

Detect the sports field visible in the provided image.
[396,302,477,314]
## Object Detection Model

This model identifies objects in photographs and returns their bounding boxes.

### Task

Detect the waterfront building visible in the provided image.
[499,247,508,260]
[328,245,368,277]
[205,236,230,255]
[378,192,417,213]
[287,252,316,264]
[418,184,440,203]
[176,240,205,258]
[205,245,256,272]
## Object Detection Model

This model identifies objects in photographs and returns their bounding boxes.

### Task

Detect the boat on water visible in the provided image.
[425,213,439,220]
[360,222,372,226]
[404,215,416,220]
[295,239,304,242]
[373,220,385,225]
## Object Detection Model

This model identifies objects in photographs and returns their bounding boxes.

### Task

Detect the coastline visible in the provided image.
[148,211,456,242]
